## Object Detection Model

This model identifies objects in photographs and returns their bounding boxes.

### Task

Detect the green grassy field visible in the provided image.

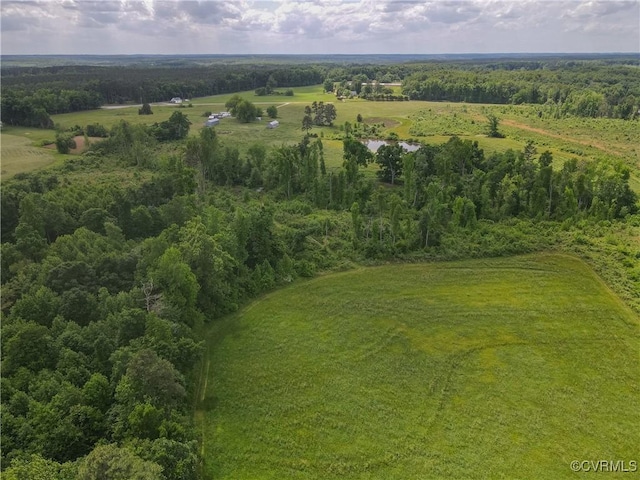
[0,129,61,178]
[196,253,639,479]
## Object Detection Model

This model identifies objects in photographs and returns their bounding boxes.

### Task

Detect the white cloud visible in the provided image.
[1,0,638,54]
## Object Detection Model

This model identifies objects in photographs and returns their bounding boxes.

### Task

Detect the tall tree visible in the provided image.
[376,144,404,185]
[486,114,504,138]
[302,106,313,133]
[419,182,448,247]
[266,75,278,94]
[77,444,163,480]
[343,138,373,185]
[234,99,259,123]
[138,103,153,115]
[321,103,337,126]
[150,247,199,326]
[266,105,278,118]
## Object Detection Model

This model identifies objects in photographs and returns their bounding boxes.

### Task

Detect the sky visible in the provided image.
[1,0,639,55]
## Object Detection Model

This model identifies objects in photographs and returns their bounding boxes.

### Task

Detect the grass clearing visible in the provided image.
[196,253,639,479]
[195,84,330,104]
[1,131,60,178]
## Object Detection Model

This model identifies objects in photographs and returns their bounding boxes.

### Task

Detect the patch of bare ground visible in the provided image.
[45,136,104,154]
[364,117,401,128]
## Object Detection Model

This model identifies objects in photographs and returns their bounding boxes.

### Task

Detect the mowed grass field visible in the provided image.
[0,129,60,178]
[196,254,639,479]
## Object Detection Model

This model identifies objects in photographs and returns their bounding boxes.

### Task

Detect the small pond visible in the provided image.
[363,139,421,152]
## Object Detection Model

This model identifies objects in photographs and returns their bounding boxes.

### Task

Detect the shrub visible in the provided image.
[55,134,76,154]
[486,114,504,138]
[85,123,109,137]
[139,103,153,115]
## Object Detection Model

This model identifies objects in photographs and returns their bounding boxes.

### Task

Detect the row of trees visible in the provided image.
[325,59,640,119]
[302,101,337,132]
[401,66,640,119]
[0,88,103,127]
[254,75,294,97]
[0,64,320,127]
[1,63,324,109]
[360,93,409,102]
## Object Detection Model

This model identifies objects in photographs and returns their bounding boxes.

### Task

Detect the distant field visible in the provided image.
[5,84,635,189]
[196,254,639,479]
[196,84,333,104]
[1,131,59,178]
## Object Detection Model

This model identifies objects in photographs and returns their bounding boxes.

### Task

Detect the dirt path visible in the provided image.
[500,118,623,157]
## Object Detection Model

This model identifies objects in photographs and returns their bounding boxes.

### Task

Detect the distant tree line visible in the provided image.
[1,64,326,101]
[325,59,640,120]
[0,64,325,127]
[254,75,294,97]
[0,88,102,128]
[360,93,409,102]
[400,64,640,119]
[3,58,638,128]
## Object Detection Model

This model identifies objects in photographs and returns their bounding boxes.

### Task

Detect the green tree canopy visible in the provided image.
[376,144,404,185]
[77,444,163,480]
[266,105,278,118]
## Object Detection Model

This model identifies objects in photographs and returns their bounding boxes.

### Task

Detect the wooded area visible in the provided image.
[1,55,639,478]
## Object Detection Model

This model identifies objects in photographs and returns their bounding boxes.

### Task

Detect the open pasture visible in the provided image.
[0,130,59,178]
[195,84,334,105]
[197,253,639,479]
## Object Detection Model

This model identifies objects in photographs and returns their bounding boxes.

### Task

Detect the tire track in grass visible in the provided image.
[195,348,211,475]
[500,118,623,157]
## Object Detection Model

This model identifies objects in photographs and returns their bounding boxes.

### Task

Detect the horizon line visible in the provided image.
[2,52,639,57]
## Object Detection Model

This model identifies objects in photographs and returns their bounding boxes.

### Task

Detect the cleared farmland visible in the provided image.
[196,253,639,479]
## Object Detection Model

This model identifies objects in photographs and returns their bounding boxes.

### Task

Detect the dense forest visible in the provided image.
[1,55,639,478]
[0,63,325,126]
[2,112,639,477]
[2,55,639,128]
[400,63,640,118]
